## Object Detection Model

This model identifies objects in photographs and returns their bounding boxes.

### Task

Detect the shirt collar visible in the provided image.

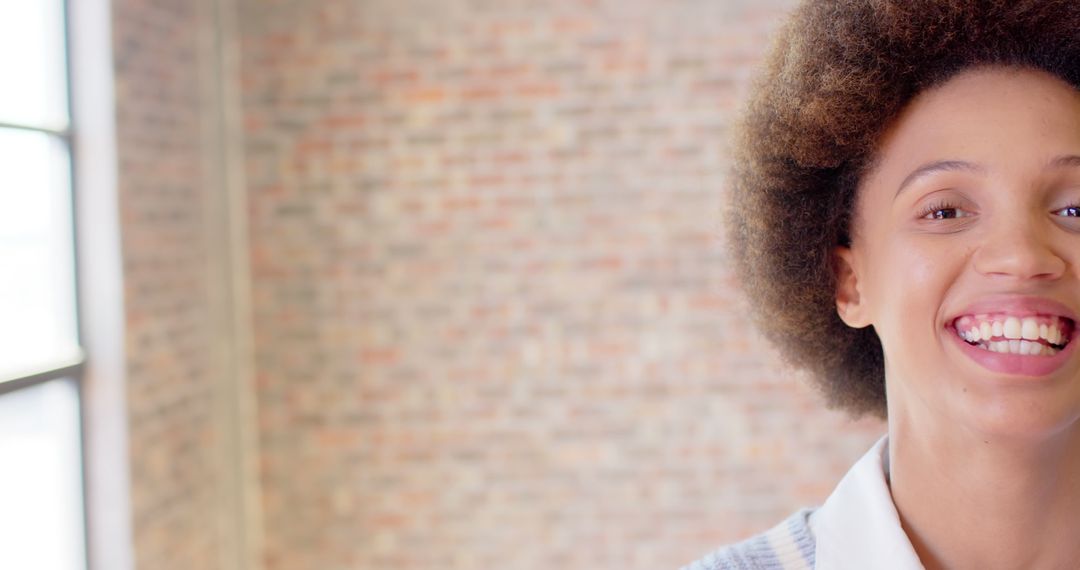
[810,433,925,570]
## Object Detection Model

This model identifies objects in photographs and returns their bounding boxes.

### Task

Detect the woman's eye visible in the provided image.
[919,202,969,220]
[1056,205,1080,217]
[926,208,961,220]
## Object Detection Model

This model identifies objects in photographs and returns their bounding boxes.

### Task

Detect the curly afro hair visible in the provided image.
[726,0,1080,420]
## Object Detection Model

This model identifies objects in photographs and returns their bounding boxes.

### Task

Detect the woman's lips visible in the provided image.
[951,315,1072,355]
[947,322,1076,377]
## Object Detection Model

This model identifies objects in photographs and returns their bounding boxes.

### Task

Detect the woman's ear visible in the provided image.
[832,245,871,329]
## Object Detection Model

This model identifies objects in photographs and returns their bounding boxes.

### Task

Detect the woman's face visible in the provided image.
[835,65,1080,439]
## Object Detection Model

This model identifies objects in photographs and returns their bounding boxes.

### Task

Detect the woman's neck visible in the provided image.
[888,420,1080,570]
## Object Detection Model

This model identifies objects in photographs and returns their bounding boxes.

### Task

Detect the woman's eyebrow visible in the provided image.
[893,154,1080,202]
[894,160,985,201]
[1047,153,1080,170]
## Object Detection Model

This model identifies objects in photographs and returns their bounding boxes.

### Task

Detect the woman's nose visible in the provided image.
[972,215,1067,280]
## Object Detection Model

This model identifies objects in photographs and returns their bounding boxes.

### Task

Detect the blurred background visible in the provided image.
[1,0,885,569]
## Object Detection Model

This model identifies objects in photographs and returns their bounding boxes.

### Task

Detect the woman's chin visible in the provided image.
[950,390,1080,443]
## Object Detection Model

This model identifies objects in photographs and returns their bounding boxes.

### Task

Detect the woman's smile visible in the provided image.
[945,304,1077,377]
[944,296,1076,368]
[952,314,1070,356]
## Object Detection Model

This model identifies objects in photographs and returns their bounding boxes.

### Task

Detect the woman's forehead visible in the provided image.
[862,66,1080,195]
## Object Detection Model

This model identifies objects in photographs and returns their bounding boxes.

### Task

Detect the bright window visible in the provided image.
[0,0,88,568]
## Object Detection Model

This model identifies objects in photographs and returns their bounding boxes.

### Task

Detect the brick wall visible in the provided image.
[112,0,224,567]
[238,1,884,569]
[106,0,890,568]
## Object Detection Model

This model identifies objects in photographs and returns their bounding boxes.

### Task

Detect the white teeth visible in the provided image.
[956,314,1072,353]
[1021,318,1040,340]
[980,339,1053,356]
[1004,317,1022,340]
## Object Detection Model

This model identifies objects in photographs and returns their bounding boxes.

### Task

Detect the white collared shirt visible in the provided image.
[809,433,925,569]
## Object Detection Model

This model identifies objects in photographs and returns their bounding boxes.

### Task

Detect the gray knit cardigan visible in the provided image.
[679,507,818,570]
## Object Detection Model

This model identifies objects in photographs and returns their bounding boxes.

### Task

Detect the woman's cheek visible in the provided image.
[880,240,949,327]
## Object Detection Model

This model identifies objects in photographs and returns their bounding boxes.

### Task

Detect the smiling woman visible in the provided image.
[683,1,1080,569]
